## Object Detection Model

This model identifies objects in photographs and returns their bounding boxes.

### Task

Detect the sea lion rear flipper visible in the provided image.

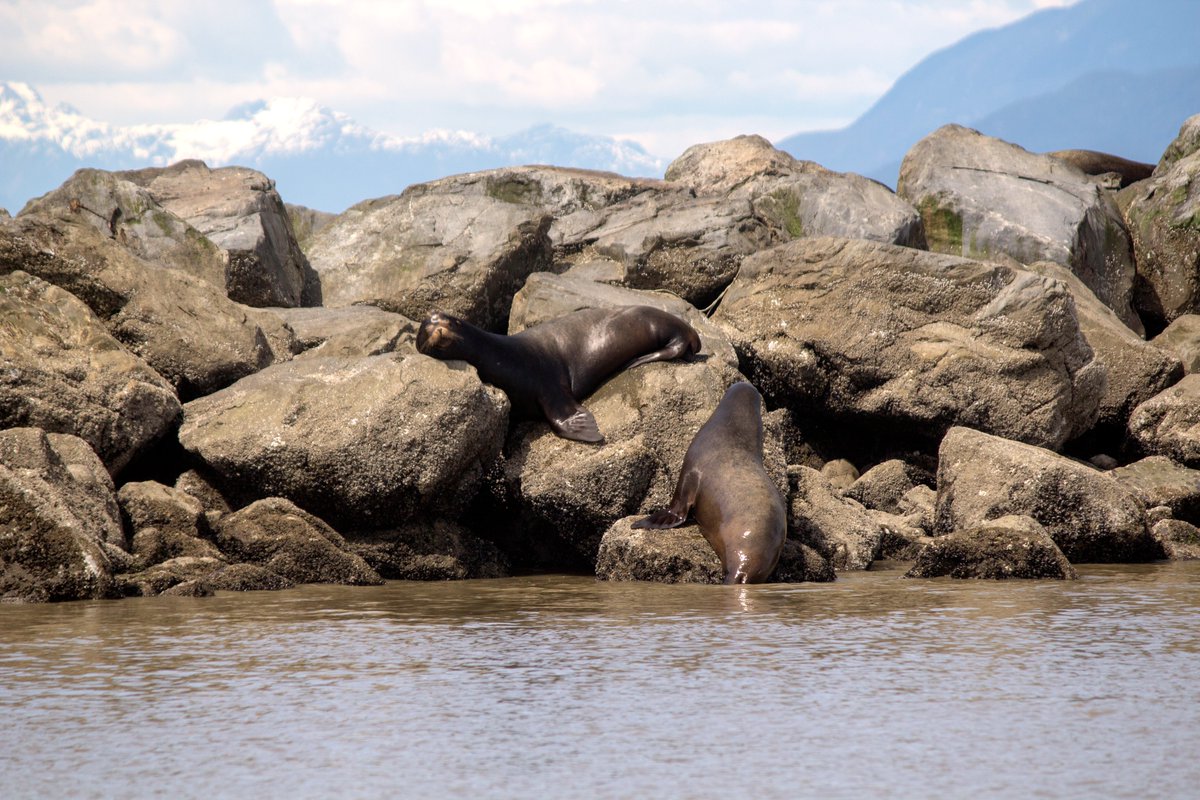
[631,469,699,529]
[544,393,604,443]
[622,336,698,371]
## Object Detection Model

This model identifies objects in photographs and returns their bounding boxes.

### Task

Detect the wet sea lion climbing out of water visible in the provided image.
[416,305,702,443]
[633,381,786,584]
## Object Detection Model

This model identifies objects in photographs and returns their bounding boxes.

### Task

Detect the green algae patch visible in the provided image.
[918,196,964,254]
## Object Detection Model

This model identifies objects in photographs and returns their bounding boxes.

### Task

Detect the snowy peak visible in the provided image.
[0,81,665,212]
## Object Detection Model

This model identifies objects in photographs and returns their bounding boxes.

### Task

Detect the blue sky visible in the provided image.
[1,0,1074,157]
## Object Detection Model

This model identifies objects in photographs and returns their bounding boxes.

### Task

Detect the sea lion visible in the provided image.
[1046,149,1155,188]
[633,381,785,584]
[416,305,701,443]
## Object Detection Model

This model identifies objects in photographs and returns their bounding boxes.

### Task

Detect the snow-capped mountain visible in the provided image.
[0,82,665,213]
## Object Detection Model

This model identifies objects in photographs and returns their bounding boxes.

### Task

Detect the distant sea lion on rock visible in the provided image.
[416,306,701,443]
[633,381,785,584]
[1046,149,1155,188]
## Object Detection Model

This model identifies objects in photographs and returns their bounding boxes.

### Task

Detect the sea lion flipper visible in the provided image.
[631,469,699,530]
[543,392,604,443]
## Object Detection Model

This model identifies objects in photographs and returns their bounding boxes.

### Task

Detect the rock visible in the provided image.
[788,465,883,570]
[1110,456,1200,524]
[870,510,935,560]
[666,134,925,247]
[116,556,226,597]
[1151,314,1200,373]
[712,237,1105,450]
[0,270,180,474]
[507,270,738,370]
[899,124,1140,332]
[305,185,553,331]
[0,215,296,400]
[286,203,336,250]
[1157,113,1200,172]
[1044,149,1155,189]
[1117,118,1200,331]
[594,515,835,583]
[844,459,934,513]
[1090,454,1120,470]
[204,562,295,592]
[898,484,938,533]
[271,305,419,360]
[559,188,773,308]
[935,426,1164,563]
[819,459,860,493]
[214,498,382,585]
[117,481,223,567]
[414,165,665,242]
[1128,374,1200,467]
[179,354,509,530]
[118,160,319,307]
[1025,260,1181,431]
[173,468,233,524]
[348,520,509,580]
[19,167,227,290]
[905,515,1078,580]
[0,428,125,602]
[1151,518,1200,560]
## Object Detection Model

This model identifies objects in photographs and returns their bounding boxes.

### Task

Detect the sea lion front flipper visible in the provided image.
[543,392,604,443]
[631,469,699,529]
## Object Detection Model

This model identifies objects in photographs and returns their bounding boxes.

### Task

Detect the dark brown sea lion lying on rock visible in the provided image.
[416,305,701,443]
[1046,148,1155,188]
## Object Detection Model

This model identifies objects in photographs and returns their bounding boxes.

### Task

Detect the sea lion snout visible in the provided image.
[417,312,457,353]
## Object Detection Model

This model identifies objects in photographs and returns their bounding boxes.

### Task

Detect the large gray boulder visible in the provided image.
[899,124,1140,333]
[595,516,835,584]
[214,498,382,586]
[1152,314,1200,373]
[1025,260,1182,431]
[935,426,1164,563]
[555,187,774,308]
[712,237,1106,450]
[271,305,418,360]
[305,185,553,331]
[666,134,925,247]
[411,165,665,244]
[905,515,1077,580]
[0,216,296,399]
[179,353,510,530]
[118,160,319,307]
[788,465,883,570]
[0,428,126,602]
[1117,115,1200,330]
[0,270,180,474]
[1127,374,1200,467]
[20,167,227,290]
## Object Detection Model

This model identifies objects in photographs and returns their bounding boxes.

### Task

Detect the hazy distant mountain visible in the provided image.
[778,0,1200,187]
[0,83,664,213]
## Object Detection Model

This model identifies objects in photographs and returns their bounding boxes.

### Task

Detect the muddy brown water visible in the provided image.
[3,562,1199,799]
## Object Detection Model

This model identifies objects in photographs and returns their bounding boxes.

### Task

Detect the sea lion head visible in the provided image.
[417,312,466,355]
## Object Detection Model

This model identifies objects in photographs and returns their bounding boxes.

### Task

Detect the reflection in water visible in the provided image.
[2,563,1199,798]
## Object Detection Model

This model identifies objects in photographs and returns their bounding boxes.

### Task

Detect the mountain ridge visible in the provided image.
[778,0,1200,185]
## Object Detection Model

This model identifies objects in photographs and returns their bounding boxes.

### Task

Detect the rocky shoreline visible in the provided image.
[3,117,1200,602]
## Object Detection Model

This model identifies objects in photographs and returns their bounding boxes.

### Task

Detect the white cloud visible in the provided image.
[2,0,1080,155]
